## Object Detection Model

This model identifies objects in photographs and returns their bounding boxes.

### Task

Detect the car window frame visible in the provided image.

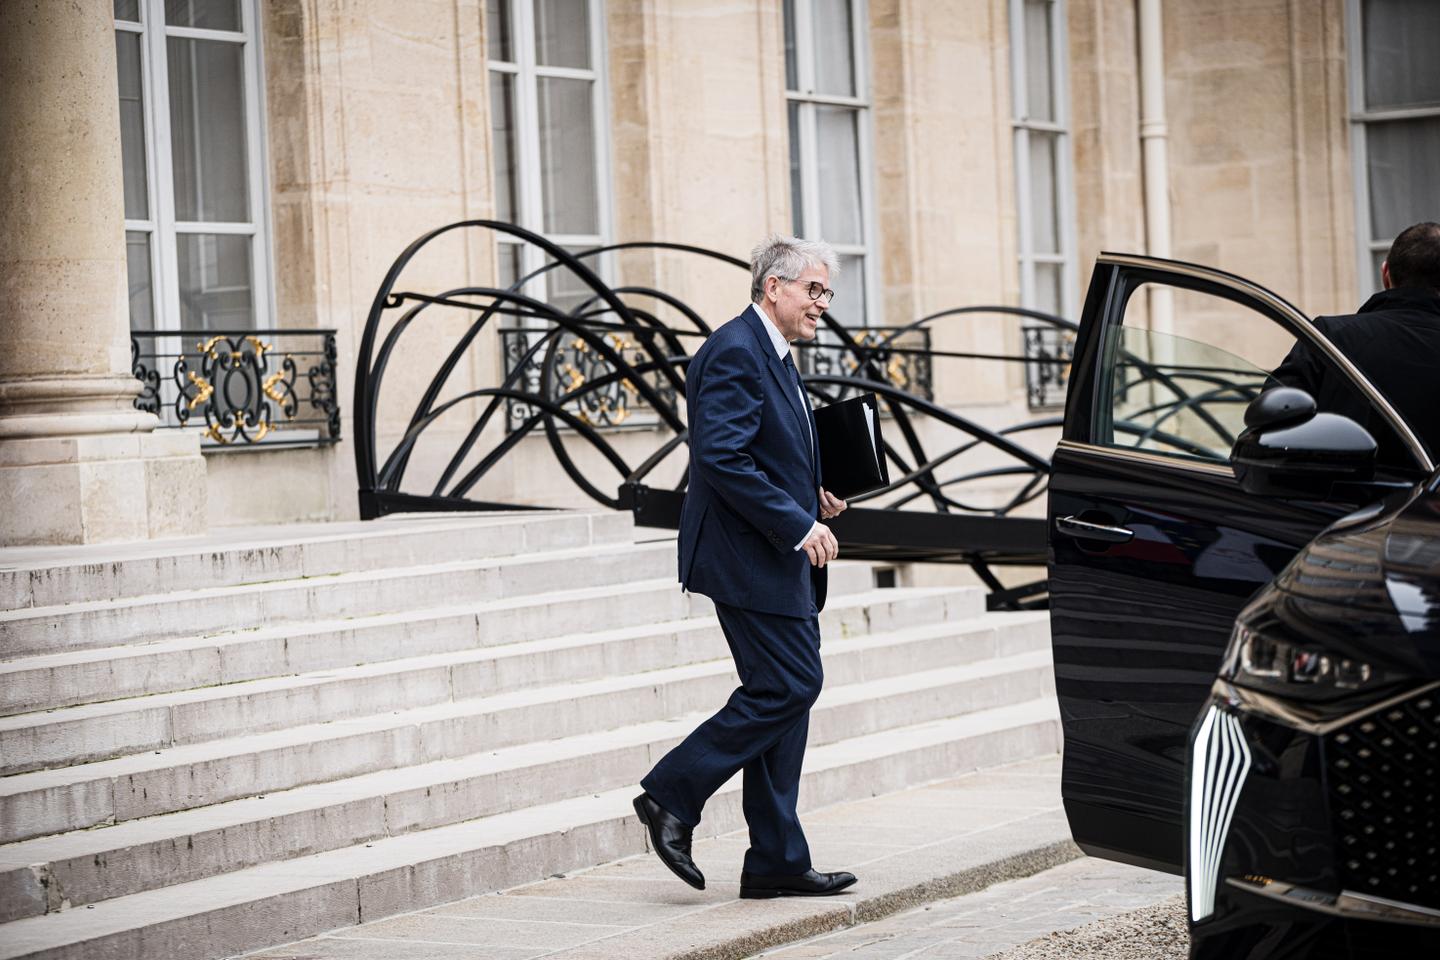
[1067,253,1434,476]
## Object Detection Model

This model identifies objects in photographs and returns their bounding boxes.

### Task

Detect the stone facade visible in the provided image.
[3,0,1382,542]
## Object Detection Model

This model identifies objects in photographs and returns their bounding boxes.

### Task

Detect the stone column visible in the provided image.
[0,0,206,545]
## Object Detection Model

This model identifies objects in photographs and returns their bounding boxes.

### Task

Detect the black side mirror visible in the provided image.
[1232,387,1377,497]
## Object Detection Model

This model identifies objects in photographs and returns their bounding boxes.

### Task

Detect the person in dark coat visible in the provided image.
[631,233,856,901]
[1272,221,1440,467]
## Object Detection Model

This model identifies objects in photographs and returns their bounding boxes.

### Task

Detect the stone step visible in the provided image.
[0,538,681,659]
[0,602,1030,840]
[0,560,881,717]
[0,512,634,613]
[0,648,1055,918]
[0,699,1061,960]
[0,584,974,777]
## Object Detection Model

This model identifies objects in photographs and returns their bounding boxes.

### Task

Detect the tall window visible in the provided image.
[487,0,610,313]
[784,0,876,328]
[114,0,271,330]
[1348,0,1440,296]
[1010,0,1076,322]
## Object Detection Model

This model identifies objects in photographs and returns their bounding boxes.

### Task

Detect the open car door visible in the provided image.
[1047,254,1432,874]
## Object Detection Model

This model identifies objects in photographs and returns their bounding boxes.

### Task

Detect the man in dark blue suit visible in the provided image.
[632,234,856,900]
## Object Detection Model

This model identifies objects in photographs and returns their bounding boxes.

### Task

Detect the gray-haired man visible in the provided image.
[632,234,856,900]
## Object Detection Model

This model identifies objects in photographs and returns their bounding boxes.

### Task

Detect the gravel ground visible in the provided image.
[981,895,1189,960]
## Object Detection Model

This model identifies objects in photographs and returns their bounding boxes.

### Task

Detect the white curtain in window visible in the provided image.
[1366,116,1440,241]
[816,106,863,246]
[1028,132,1060,254]
[1362,0,1440,110]
[832,253,866,330]
[167,36,250,222]
[1024,0,1054,120]
[177,234,253,329]
[537,76,600,236]
[534,0,589,68]
[164,0,240,30]
[812,0,855,97]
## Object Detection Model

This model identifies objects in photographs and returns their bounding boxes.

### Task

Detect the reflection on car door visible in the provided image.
[1048,255,1428,874]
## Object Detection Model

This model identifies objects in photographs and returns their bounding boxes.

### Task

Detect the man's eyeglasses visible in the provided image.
[784,278,836,304]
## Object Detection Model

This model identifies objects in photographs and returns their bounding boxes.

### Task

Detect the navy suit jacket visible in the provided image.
[678,307,827,618]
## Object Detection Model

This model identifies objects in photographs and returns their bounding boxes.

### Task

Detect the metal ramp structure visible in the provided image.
[352,220,1076,609]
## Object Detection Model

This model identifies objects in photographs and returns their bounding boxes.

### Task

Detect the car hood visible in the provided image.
[1271,479,1440,631]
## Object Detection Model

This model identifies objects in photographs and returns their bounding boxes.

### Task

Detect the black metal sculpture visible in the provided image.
[354,221,1254,609]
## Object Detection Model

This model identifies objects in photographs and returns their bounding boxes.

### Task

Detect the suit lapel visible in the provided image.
[742,308,812,446]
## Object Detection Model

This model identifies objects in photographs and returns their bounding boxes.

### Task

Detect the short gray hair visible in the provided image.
[749,233,840,303]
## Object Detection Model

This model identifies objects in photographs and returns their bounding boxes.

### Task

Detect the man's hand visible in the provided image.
[801,522,839,568]
[819,487,847,520]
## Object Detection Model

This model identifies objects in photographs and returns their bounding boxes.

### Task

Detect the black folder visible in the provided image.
[813,392,889,500]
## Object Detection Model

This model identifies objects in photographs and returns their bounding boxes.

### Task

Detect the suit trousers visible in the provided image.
[640,597,822,877]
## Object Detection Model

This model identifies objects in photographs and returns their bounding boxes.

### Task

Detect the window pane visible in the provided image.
[816,105,863,245]
[165,0,241,31]
[487,0,512,61]
[832,253,865,327]
[1362,0,1440,111]
[1033,261,1062,318]
[788,102,805,234]
[168,36,250,222]
[1028,132,1060,254]
[115,0,142,23]
[549,246,595,316]
[784,0,799,91]
[497,242,523,289]
[1366,116,1440,241]
[126,231,155,330]
[537,76,599,236]
[1105,324,1267,462]
[116,31,149,220]
[1024,0,1055,121]
[177,233,254,328]
[490,72,518,224]
[812,0,856,97]
[534,0,590,69]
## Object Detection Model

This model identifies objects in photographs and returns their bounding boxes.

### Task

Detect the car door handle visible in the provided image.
[1055,515,1134,543]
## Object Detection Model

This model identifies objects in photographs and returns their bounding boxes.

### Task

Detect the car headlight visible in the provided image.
[1225,622,1382,700]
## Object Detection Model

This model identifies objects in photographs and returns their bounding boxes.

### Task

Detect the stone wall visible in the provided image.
[200,0,1363,527]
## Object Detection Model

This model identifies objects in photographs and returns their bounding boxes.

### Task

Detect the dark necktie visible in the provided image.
[783,354,813,459]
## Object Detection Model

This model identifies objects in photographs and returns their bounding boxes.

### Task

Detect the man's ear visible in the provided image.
[1381,260,1393,290]
[764,275,780,302]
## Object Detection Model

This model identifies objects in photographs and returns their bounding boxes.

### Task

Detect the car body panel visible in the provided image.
[1046,255,1430,872]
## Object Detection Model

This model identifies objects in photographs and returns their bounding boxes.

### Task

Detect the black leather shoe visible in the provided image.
[633,793,704,890]
[739,868,857,899]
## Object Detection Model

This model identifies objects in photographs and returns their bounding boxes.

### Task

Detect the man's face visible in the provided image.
[768,264,831,342]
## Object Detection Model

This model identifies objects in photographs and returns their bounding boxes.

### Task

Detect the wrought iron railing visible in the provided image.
[351,223,1283,611]
[498,324,934,435]
[353,221,1083,609]
[131,328,341,449]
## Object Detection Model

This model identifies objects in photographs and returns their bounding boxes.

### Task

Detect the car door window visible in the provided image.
[1094,282,1424,476]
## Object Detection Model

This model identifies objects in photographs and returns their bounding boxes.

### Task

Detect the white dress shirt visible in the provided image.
[749,303,821,551]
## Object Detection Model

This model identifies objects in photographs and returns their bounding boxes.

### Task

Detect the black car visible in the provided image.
[1047,254,1439,958]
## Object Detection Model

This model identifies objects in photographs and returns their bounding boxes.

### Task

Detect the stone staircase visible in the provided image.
[0,511,1058,960]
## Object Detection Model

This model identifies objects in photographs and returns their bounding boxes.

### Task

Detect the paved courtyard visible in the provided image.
[753,858,1185,960]
[243,756,1183,960]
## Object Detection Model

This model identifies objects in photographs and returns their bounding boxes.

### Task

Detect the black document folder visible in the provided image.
[813,392,889,500]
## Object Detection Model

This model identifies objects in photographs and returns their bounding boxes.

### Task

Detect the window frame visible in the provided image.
[1009,0,1078,323]
[114,0,275,331]
[1345,0,1440,298]
[784,0,879,329]
[486,0,614,312]
[1074,256,1432,476]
